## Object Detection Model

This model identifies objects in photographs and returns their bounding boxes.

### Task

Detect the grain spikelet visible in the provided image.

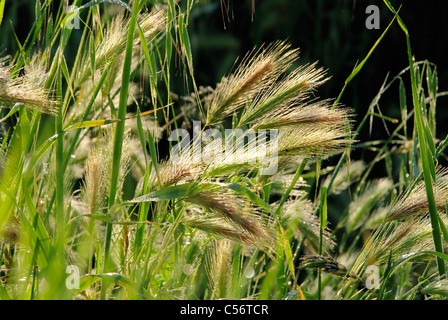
[0,55,57,115]
[386,167,448,221]
[322,160,366,195]
[206,41,299,125]
[242,63,329,127]
[346,178,393,233]
[186,188,276,255]
[282,199,336,254]
[77,9,166,86]
[277,124,350,158]
[299,255,356,279]
[422,278,448,297]
[206,240,233,298]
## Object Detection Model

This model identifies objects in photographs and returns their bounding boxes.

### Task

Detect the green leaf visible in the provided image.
[75,273,150,299]
[383,0,446,276]
[0,0,5,27]
[319,186,327,229]
[0,103,22,123]
[147,128,161,183]
[59,54,75,103]
[279,225,305,300]
[423,116,436,161]
[178,13,194,75]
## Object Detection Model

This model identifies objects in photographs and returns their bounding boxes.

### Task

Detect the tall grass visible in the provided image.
[0,0,447,300]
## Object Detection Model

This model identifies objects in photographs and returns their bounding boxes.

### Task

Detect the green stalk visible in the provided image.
[55,60,65,249]
[275,158,308,216]
[318,186,327,300]
[103,0,141,298]
[384,0,445,276]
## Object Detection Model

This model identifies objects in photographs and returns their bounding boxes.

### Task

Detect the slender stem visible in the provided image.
[103,0,140,298]
[55,59,65,248]
[383,0,445,276]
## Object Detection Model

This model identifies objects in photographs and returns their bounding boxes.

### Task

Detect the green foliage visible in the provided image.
[0,0,448,301]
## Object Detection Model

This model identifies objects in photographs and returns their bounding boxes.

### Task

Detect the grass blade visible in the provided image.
[383,0,446,276]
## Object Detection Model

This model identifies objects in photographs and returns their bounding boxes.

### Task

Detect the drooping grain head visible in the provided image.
[186,188,276,255]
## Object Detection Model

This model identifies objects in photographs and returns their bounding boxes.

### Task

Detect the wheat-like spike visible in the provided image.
[345,213,444,287]
[421,278,448,297]
[252,99,350,130]
[79,128,133,213]
[183,216,255,245]
[322,160,366,195]
[277,124,350,158]
[81,147,108,214]
[299,255,356,279]
[346,178,393,233]
[76,9,166,86]
[386,167,448,221]
[240,62,329,127]
[188,190,263,236]
[0,55,57,115]
[206,41,299,125]
[282,199,336,254]
[206,240,233,299]
[186,188,276,255]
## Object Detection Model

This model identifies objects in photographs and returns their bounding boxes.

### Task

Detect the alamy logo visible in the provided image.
[65,5,80,30]
[365,5,380,30]
[65,265,80,289]
[169,121,279,175]
[365,265,380,290]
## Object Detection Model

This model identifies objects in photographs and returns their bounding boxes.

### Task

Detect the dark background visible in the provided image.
[187,0,448,146]
[2,0,448,172]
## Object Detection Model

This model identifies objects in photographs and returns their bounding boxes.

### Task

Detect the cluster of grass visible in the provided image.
[1,0,448,300]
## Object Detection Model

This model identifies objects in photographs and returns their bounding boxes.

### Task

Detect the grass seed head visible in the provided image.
[206,41,299,125]
[0,215,21,244]
[277,124,350,159]
[77,9,166,86]
[282,199,336,254]
[206,240,234,298]
[386,167,448,221]
[299,255,355,279]
[187,189,276,254]
[346,178,393,233]
[421,278,448,297]
[322,160,366,195]
[0,55,57,115]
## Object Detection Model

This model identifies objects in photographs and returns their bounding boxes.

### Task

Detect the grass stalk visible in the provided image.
[317,186,327,300]
[103,0,141,298]
[384,0,446,277]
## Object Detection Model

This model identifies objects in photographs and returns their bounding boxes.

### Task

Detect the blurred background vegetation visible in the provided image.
[2,0,448,189]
